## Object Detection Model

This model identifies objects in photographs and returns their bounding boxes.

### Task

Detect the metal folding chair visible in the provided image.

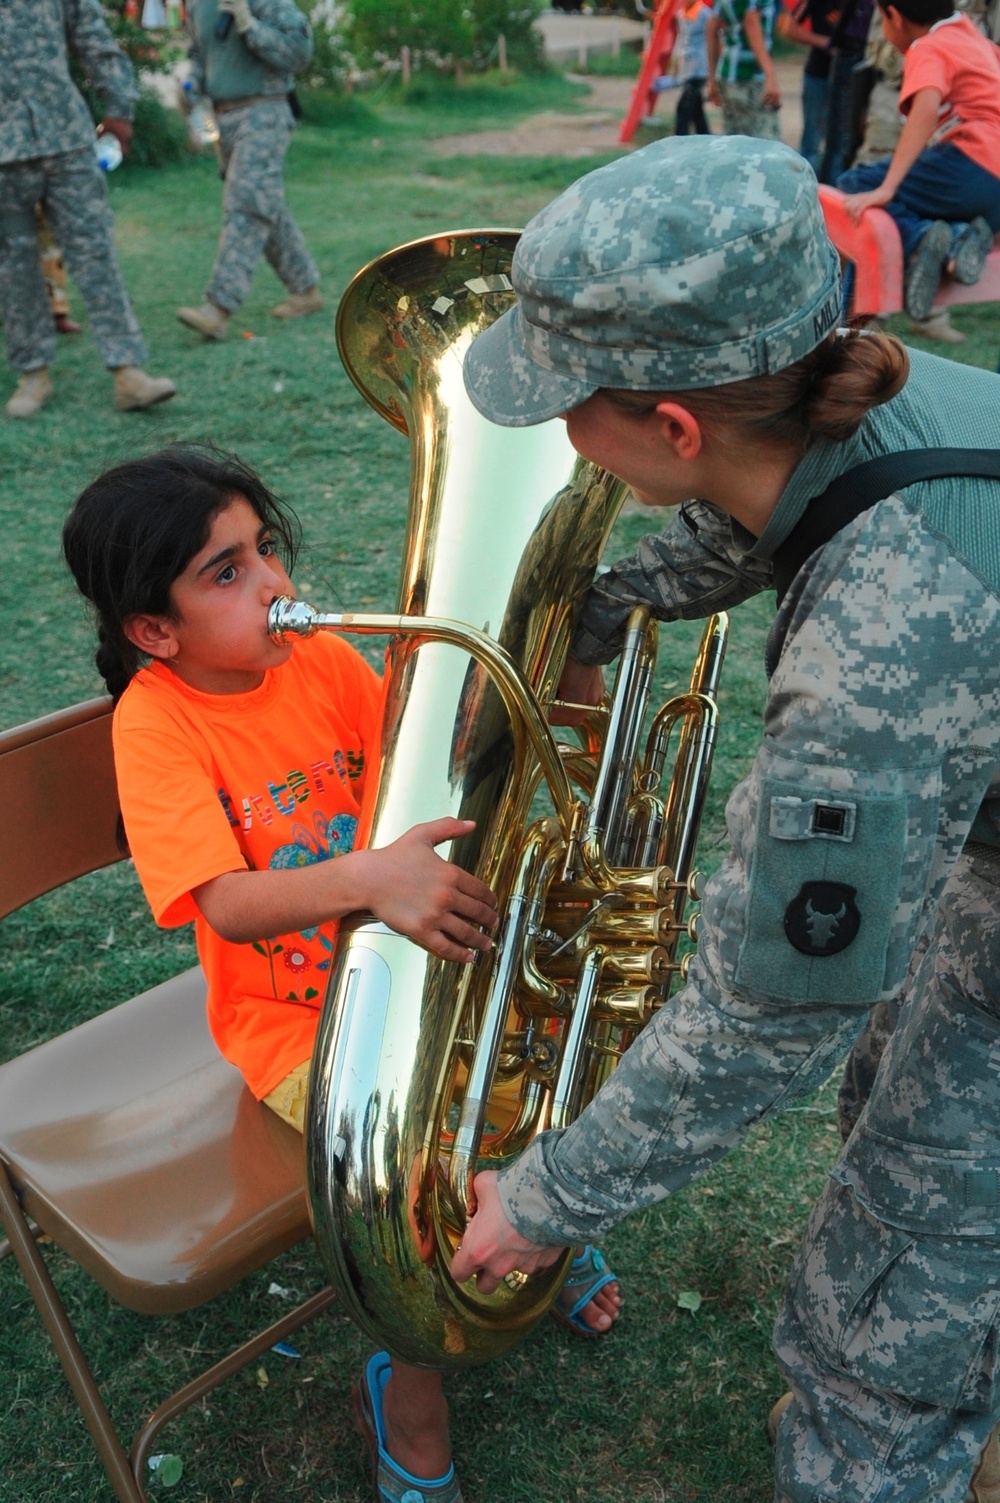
[0,698,335,1503]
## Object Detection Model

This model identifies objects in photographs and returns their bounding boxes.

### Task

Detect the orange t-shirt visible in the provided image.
[113,634,383,1098]
[900,13,1000,179]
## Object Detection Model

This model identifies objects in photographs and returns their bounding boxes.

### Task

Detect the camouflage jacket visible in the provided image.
[498,350,1000,1244]
[0,0,136,166]
[187,0,312,103]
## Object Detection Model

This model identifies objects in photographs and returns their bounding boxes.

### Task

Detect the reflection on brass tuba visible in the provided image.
[267,231,727,1369]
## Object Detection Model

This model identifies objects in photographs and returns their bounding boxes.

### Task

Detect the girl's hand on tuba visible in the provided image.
[356,817,499,964]
[450,1170,564,1292]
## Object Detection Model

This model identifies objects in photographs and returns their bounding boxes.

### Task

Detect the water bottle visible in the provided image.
[95,132,123,171]
[183,79,219,147]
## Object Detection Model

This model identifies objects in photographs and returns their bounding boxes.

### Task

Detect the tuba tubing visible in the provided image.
[276,231,727,1369]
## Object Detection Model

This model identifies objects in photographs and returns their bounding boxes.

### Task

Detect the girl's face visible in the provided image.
[158,495,295,694]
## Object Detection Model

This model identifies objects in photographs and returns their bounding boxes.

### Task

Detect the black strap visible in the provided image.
[771,447,1000,608]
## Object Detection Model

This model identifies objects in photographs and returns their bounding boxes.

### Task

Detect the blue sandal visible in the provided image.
[550,1244,620,1337]
[352,1351,464,1503]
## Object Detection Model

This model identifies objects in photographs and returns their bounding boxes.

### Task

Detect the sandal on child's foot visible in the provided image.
[951,217,994,286]
[550,1244,620,1337]
[352,1352,464,1503]
[904,220,952,322]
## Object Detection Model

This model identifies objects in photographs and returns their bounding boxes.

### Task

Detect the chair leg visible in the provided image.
[0,1160,145,1503]
[129,1286,337,1477]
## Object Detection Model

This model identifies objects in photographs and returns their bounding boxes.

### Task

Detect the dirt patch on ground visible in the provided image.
[432,64,803,158]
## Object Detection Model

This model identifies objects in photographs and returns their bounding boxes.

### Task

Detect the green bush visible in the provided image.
[344,0,545,74]
[469,0,546,70]
[301,0,354,90]
[125,86,190,167]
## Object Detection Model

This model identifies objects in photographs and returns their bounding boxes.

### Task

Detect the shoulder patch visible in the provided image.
[784,881,860,956]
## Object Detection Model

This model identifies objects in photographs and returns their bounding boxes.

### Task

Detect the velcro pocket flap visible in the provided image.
[736,773,907,1004]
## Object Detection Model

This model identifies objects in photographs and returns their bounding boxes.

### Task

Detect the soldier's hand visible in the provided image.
[451,1172,563,1294]
[100,118,133,156]
[218,0,254,32]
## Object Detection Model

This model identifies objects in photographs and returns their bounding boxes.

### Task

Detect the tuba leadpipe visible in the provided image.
[270,231,728,1369]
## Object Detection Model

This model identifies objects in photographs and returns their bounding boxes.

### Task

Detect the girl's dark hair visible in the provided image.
[605,323,909,452]
[63,445,301,703]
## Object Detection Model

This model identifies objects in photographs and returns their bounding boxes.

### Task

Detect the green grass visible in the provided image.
[2,68,999,1503]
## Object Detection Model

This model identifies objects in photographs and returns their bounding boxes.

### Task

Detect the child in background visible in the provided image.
[839,0,1000,319]
[777,0,838,173]
[707,0,782,137]
[61,446,620,1503]
[674,0,715,134]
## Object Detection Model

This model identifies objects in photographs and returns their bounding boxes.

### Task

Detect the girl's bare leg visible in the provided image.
[381,1361,452,1479]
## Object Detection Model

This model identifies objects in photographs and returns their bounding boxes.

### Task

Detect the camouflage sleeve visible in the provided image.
[498,500,1000,1244]
[571,500,774,666]
[65,0,137,120]
[240,0,313,74]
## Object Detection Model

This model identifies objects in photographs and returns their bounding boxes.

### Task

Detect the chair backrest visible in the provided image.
[0,699,324,1502]
[0,697,312,1311]
[0,696,121,919]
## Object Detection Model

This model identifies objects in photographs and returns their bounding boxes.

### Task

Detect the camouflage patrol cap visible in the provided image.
[463,135,842,427]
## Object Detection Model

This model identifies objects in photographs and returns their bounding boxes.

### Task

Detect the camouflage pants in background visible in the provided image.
[0,149,146,372]
[717,79,782,142]
[205,99,319,315]
[773,847,1000,1502]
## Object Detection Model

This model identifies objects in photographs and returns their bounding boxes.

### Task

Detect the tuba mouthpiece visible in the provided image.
[268,596,332,642]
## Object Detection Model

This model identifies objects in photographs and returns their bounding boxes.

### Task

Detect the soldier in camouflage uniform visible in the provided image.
[176,0,321,342]
[0,0,176,418]
[452,135,1000,1502]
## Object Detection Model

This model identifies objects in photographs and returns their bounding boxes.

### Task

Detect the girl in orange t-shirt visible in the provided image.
[62,445,620,1503]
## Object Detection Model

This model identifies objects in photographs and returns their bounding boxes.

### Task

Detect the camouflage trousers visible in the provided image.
[205,98,319,315]
[717,79,782,142]
[773,846,1000,1502]
[0,148,145,372]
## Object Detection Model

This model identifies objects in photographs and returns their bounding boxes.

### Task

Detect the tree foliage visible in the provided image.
[343,0,545,75]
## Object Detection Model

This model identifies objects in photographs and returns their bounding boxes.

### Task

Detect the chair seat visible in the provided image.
[0,969,311,1314]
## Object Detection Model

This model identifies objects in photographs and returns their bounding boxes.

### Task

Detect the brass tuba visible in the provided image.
[268,231,727,1369]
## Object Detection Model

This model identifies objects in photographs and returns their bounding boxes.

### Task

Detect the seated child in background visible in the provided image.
[838,0,1000,319]
[61,446,620,1503]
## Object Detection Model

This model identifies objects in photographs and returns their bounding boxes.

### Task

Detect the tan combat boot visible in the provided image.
[113,367,177,412]
[907,308,966,345]
[271,286,323,319]
[6,368,53,418]
[176,302,230,340]
[970,1424,1000,1503]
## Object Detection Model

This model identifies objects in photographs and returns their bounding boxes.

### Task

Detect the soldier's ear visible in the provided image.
[653,402,703,462]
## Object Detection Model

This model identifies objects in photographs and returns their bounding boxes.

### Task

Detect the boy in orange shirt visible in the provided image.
[839,0,1000,318]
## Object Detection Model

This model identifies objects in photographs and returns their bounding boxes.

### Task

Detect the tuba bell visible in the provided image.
[268,230,727,1369]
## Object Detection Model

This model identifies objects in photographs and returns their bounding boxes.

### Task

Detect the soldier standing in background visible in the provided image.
[0,0,177,420]
[176,0,321,342]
